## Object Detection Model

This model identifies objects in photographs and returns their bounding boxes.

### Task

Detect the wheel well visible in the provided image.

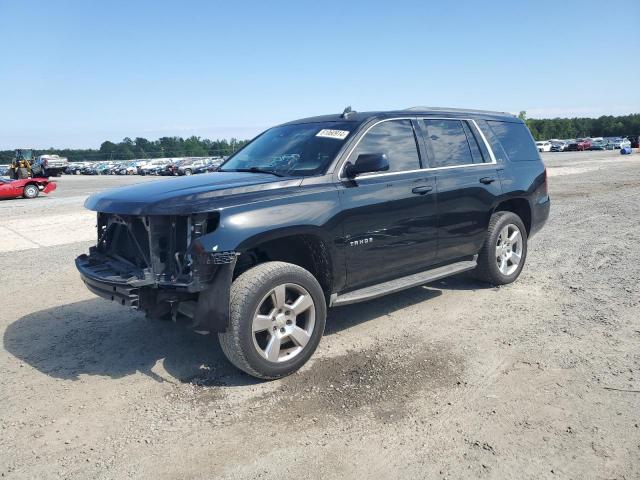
[494,198,531,234]
[234,235,333,301]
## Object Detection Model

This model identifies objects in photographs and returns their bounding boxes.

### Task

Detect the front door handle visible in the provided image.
[479,176,497,184]
[412,185,433,195]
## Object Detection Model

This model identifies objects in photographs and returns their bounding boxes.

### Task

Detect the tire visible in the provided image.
[184,169,192,176]
[218,261,327,379]
[473,211,528,285]
[23,184,39,199]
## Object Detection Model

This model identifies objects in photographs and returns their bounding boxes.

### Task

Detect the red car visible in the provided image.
[0,177,57,199]
[567,138,592,151]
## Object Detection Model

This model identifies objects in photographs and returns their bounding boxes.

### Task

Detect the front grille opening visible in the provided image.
[97,213,195,283]
[98,215,150,268]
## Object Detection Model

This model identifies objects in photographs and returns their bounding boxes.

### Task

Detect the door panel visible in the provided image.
[0,181,21,198]
[417,117,503,263]
[337,118,438,290]
[339,172,437,288]
[435,166,502,262]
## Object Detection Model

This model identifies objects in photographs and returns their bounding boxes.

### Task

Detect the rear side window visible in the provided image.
[350,119,421,173]
[461,121,486,163]
[486,121,539,162]
[421,119,476,167]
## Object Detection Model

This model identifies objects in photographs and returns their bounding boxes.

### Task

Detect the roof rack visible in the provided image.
[405,106,515,117]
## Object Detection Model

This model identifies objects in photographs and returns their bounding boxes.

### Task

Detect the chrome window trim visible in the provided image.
[337,117,497,181]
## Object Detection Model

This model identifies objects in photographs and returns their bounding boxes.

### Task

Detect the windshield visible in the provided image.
[220,121,355,177]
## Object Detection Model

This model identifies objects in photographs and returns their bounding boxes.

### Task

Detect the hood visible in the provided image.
[85,171,303,215]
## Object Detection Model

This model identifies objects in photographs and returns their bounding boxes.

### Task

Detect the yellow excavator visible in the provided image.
[8,149,34,179]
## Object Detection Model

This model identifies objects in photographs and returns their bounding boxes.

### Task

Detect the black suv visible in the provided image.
[76,107,550,379]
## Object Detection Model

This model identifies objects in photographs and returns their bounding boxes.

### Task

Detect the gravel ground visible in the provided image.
[1,151,639,479]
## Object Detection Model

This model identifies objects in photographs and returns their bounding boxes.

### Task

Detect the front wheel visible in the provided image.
[474,211,527,285]
[184,169,192,176]
[218,261,326,379]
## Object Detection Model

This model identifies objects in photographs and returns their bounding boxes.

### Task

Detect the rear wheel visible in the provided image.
[474,211,527,285]
[218,261,326,379]
[23,184,39,199]
[184,169,192,176]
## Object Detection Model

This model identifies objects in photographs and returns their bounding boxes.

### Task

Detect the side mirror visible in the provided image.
[345,153,389,178]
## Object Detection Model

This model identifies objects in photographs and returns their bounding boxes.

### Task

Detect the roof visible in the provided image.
[281,107,518,127]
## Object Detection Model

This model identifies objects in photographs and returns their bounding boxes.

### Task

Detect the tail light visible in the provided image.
[543,167,548,194]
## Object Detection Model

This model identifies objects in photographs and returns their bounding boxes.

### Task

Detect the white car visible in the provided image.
[536,141,552,152]
[616,138,631,149]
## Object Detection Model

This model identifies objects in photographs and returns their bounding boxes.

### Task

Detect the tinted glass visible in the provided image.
[422,119,474,167]
[220,121,354,177]
[350,119,420,173]
[487,121,539,162]
[462,121,485,163]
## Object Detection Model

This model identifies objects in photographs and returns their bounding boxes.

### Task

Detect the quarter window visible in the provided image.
[349,119,421,173]
[486,120,539,162]
[421,119,475,168]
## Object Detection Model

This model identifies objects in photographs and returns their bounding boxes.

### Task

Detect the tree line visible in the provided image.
[2,113,639,163]
[519,112,640,140]
[0,136,250,163]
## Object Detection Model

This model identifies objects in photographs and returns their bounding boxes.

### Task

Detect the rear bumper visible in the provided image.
[530,194,550,237]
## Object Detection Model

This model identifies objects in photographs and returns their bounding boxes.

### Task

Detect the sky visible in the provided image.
[1,0,639,149]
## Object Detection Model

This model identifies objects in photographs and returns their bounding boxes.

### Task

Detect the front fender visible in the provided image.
[191,185,344,331]
[193,186,342,254]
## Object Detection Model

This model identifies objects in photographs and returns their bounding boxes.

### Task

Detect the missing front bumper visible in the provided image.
[75,252,237,332]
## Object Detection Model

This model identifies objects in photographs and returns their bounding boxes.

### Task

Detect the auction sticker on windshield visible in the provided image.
[316,129,350,140]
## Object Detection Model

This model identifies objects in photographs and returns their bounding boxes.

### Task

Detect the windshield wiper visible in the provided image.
[223,167,285,177]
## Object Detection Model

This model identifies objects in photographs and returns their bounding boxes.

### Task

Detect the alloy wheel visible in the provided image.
[495,223,523,275]
[251,283,316,363]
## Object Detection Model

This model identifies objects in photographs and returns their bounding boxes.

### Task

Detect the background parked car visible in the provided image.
[550,141,569,152]
[567,138,592,151]
[159,159,188,176]
[178,159,206,175]
[589,140,608,151]
[65,162,87,175]
[0,177,57,199]
[613,137,632,149]
[536,141,552,152]
[138,159,170,175]
[117,161,138,175]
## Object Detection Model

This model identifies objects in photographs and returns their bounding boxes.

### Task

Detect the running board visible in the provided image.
[330,256,477,307]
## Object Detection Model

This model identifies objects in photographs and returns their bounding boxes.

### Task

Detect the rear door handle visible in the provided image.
[411,185,433,195]
[479,176,497,184]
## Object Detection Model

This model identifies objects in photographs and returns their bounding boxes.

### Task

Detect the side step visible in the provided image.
[330,256,477,307]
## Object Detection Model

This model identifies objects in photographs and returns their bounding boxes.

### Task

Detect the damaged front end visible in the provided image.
[75,212,237,331]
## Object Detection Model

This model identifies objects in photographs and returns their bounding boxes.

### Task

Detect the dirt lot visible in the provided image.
[1,151,639,479]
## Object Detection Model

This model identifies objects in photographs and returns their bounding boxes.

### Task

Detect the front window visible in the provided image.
[348,119,421,173]
[220,122,354,177]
